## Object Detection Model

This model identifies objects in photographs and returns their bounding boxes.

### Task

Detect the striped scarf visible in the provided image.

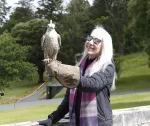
[69,57,98,126]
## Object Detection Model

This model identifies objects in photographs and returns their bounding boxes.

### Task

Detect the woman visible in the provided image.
[31,26,116,126]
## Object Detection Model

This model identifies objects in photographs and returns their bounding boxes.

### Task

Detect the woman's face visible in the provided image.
[85,35,102,59]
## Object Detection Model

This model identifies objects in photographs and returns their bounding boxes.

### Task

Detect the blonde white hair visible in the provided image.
[77,26,116,90]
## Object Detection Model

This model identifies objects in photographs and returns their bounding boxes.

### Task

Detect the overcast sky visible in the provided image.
[6,0,94,8]
[6,0,70,17]
[6,0,94,19]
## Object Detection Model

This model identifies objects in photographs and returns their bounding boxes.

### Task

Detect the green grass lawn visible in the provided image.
[1,92,150,125]
[0,104,58,125]
[0,80,40,104]
[113,52,150,92]
[111,92,150,109]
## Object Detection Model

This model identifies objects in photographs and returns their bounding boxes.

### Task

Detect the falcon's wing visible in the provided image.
[58,34,61,48]
[41,34,45,50]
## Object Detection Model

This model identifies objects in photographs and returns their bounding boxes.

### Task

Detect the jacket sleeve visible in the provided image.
[78,64,115,92]
[48,88,70,123]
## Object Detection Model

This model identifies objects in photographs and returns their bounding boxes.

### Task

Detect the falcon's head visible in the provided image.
[47,20,55,31]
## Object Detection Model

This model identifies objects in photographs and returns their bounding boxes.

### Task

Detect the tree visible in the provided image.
[36,0,63,21]
[58,0,90,65]
[104,0,129,54]
[123,27,146,54]
[87,0,130,78]
[11,18,49,83]
[89,0,109,19]
[0,0,35,34]
[0,0,10,26]
[89,0,129,54]
[0,31,37,90]
[128,0,149,38]
[128,0,150,67]
[15,0,34,8]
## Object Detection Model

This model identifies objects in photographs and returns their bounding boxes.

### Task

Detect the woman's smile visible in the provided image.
[85,40,102,59]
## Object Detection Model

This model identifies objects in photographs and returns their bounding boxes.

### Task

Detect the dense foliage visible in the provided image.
[11,19,49,83]
[57,0,91,65]
[128,0,150,67]
[0,32,37,90]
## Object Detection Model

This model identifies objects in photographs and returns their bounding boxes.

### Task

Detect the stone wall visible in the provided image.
[2,106,150,126]
[113,106,150,126]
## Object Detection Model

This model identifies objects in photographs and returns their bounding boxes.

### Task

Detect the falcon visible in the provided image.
[41,20,61,63]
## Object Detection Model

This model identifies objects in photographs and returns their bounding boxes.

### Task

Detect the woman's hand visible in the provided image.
[37,119,52,126]
[30,121,39,126]
[30,119,52,126]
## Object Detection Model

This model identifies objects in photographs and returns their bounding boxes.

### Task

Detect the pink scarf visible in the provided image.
[69,57,98,126]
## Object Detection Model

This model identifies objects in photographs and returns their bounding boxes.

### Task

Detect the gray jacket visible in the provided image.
[49,64,115,126]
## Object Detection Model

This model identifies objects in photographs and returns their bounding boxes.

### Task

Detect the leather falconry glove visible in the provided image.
[46,60,80,88]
